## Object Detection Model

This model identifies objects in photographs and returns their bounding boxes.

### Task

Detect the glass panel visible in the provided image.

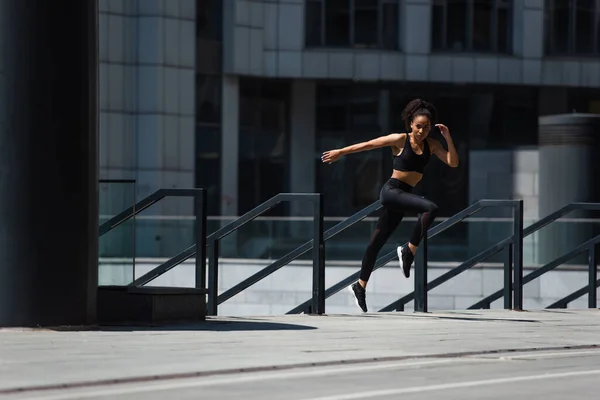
[431,2,445,50]
[544,0,554,54]
[198,217,556,265]
[473,0,493,51]
[446,0,468,51]
[197,75,221,124]
[197,0,222,41]
[574,0,595,53]
[381,2,399,49]
[196,74,222,216]
[550,0,571,53]
[238,79,290,216]
[496,1,511,53]
[316,84,349,131]
[325,0,350,46]
[196,124,221,216]
[348,88,379,131]
[305,0,323,46]
[98,180,136,286]
[597,2,600,52]
[353,4,378,47]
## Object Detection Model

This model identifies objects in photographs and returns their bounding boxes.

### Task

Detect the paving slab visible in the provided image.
[1,309,599,397]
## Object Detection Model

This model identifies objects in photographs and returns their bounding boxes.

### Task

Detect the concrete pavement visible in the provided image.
[1,309,599,399]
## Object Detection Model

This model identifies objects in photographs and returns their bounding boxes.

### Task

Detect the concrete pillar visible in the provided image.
[290,81,316,217]
[512,0,544,58]
[537,114,600,265]
[0,0,98,326]
[98,0,197,260]
[221,75,240,216]
[402,1,431,55]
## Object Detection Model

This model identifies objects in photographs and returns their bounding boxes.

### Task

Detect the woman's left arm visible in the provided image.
[429,124,459,168]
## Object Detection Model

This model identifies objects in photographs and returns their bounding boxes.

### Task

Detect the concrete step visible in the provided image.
[97,285,208,326]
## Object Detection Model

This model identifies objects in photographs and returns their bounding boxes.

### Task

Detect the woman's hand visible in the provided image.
[321,149,343,164]
[435,124,451,140]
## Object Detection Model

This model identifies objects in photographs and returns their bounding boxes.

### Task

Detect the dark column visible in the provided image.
[538,114,600,265]
[0,0,98,326]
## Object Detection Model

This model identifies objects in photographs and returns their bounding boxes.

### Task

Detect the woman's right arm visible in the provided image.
[339,133,403,155]
[322,133,403,164]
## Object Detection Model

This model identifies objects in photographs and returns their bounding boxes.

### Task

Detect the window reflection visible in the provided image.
[306,0,399,50]
[238,79,291,215]
[545,0,600,55]
[432,0,513,53]
[316,84,385,216]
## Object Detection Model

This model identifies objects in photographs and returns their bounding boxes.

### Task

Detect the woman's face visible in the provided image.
[410,114,432,141]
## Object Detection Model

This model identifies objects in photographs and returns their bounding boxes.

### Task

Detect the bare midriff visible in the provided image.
[391,169,423,187]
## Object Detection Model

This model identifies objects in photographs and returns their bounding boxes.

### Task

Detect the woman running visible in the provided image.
[321,99,459,312]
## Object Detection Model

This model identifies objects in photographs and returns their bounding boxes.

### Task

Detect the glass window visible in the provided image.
[196,75,221,124]
[238,79,291,216]
[353,1,378,47]
[382,2,399,49]
[196,75,223,215]
[325,0,351,46]
[473,0,493,51]
[305,0,323,47]
[545,0,600,55]
[197,0,222,41]
[315,84,386,216]
[575,0,596,53]
[305,0,400,50]
[432,0,513,53]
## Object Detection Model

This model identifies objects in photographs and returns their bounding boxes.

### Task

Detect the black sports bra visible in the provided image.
[393,133,430,174]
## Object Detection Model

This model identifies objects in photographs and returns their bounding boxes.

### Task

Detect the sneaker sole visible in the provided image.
[397,246,409,278]
[348,285,366,313]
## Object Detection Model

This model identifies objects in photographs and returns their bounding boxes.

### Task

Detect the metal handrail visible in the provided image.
[206,193,325,315]
[209,200,381,310]
[288,199,524,314]
[99,188,207,291]
[540,240,598,309]
[134,197,383,310]
[468,203,600,309]
[379,236,514,312]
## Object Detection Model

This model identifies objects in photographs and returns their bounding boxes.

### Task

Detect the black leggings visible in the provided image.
[359,178,439,282]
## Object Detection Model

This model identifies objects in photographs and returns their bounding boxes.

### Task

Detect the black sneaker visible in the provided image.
[397,245,414,278]
[349,282,367,312]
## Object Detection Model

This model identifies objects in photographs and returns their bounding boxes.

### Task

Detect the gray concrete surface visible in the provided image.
[1,309,599,399]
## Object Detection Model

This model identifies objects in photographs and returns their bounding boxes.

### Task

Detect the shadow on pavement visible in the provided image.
[49,319,319,332]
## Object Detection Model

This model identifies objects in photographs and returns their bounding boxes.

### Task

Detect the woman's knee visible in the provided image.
[427,202,439,215]
[422,202,439,223]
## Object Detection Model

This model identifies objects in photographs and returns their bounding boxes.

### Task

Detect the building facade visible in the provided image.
[99,0,600,259]
[197,0,600,220]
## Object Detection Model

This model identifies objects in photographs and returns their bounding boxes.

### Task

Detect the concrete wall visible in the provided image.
[223,0,600,87]
[98,0,197,256]
[99,258,599,316]
[98,0,196,202]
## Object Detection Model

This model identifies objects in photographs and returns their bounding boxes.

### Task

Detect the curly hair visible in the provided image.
[401,98,437,131]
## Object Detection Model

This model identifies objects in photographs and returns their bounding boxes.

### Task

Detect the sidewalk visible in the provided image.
[1,309,599,394]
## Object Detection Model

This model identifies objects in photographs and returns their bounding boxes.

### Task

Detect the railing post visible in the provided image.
[504,243,513,309]
[207,238,219,316]
[588,244,597,308]
[311,194,325,315]
[513,200,524,310]
[414,221,428,313]
[195,189,207,291]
